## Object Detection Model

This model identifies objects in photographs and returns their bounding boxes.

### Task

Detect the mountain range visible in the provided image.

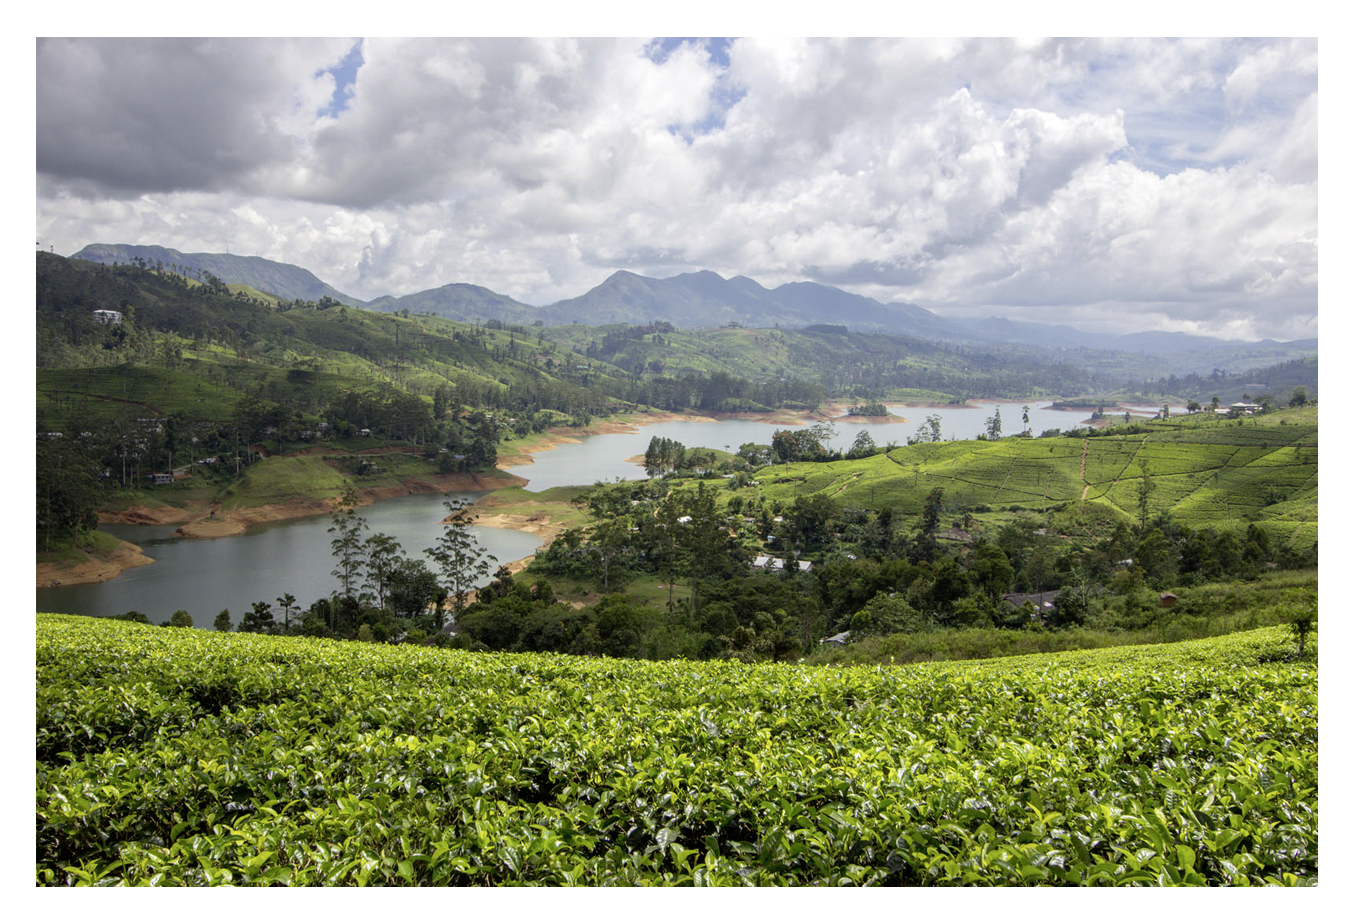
[71,243,1315,360]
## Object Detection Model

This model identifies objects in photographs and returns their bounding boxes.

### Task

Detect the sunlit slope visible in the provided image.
[757,413,1317,550]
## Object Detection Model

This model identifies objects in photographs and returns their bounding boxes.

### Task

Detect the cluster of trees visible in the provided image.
[324,489,495,632]
[142,490,502,644]
[461,470,1316,663]
[36,435,101,551]
[1126,360,1317,405]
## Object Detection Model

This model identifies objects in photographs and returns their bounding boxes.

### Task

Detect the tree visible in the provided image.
[644,436,685,476]
[678,482,736,615]
[912,488,944,562]
[276,593,298,632]
[1137,460,1155,530]
[426,496,496,618]
[1290,600,1316,656]
[241,601,275,633]
[1046,567,1096,629]
[168,609,193,628]
[1289,386,1309,407]
[847,430,876,458]
[968,542,1015,601]
[926,414,942,443]
[328,487,368,599]
[788,493,836,554]
[36,435,101,552]
[433,383,453,420]
[984,408,1002,440]
[213,609,233,632]
[1022,405,1031,433]
[387,557,444,620]
[849,592,926,637]
[363,533,405,609]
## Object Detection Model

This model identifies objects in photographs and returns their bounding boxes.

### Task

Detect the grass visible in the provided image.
[37,527,123,560]
[218,456,350,508]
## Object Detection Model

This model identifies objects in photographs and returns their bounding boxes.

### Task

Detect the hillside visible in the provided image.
[753,407,1318,553]
[68,245,1317,377]
[37,613,1317,886]
[71,243,367,308]
[33,251,1318,568]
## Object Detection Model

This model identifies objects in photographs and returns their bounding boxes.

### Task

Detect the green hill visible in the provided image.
[753,408,1318,552]
[37,612,1316,886]
[71,243,367,308]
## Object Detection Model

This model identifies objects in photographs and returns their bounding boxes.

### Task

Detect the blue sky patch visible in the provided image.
[318,40,364,118]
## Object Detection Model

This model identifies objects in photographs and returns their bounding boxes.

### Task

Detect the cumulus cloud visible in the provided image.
[35,37,1317,340]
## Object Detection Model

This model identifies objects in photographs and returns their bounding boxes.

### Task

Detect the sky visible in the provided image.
[34,35,1318,341]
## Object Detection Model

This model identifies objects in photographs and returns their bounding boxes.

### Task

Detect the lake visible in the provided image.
[37,491,542,629]
[502,401,1100,490]
[35,400,1125,627]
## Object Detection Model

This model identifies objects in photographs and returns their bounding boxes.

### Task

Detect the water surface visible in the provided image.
[39,491,541,629]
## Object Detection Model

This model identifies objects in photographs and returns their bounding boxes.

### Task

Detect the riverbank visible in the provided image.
[48,468,527,589]
[171,469,523,539]
[495,411,717,468]
[37,538,155,589]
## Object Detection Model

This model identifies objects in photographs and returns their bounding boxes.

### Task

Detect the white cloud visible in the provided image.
[35,37,1317,340]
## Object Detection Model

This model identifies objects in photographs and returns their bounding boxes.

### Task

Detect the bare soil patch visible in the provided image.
[38,540,155,588]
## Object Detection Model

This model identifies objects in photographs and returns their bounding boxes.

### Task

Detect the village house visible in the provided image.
[1001,590,1061,618]
[751,555,812,573]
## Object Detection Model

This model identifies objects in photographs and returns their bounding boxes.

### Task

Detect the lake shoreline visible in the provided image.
[43,400,1095,590]
[42,468,527,589]
[37,539,156,590]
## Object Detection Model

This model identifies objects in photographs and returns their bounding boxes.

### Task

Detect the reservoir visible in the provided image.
[38,491,542,629]
[36,401,1115,627]
[502,401,1099,490]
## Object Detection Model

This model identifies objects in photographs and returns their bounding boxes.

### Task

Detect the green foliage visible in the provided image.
[427,496,497,616]
[37,614,1316,886]
[1289,599,1316,657]
[754,408,1317,555]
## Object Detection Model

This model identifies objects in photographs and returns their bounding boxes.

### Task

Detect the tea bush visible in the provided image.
[37,613,1316,886]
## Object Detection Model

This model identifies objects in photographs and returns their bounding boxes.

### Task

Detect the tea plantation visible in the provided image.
[37,613,1316,886]
[757,414,1317,552]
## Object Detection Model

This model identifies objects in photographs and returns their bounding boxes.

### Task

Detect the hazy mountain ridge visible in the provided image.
[73,244,367,309]
[71,244,1316,364]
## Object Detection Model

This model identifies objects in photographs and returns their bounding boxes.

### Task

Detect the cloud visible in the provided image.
[35,37,1317,340]
[37,38,353,195]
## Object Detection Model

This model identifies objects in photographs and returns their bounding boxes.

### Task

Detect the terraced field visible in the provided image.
[757,413,1317,550]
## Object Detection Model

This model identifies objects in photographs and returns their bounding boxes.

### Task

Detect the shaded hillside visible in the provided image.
[72,243,367,309]
[367,283,542,325]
